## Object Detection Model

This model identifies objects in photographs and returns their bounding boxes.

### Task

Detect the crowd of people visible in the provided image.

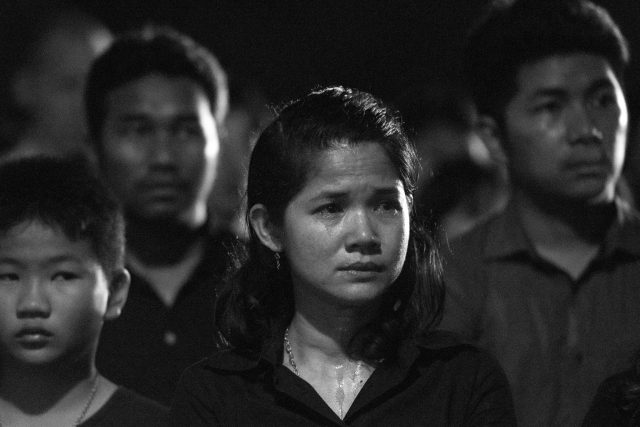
[1,0,640,425]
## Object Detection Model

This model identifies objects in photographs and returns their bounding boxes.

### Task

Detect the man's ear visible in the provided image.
[477,115,508,166]
[105,268,131,320]
[249,204,284,252]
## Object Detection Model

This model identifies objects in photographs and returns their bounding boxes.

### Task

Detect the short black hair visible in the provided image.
[85,26,227,144]
[465,0,629,127]
[0,156,125,277]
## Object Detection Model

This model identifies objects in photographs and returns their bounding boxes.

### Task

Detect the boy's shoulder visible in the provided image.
[81,386,169,427]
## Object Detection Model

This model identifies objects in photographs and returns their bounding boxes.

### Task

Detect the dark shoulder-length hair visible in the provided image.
[216,86,444,362]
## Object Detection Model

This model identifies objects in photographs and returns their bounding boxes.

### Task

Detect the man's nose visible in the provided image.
[568,104,603,145]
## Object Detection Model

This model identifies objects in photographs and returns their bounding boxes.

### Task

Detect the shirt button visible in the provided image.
[164,330,177,346]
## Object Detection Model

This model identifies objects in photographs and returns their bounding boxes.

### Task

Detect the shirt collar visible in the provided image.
[203,329,470,373]
[482,197,640,260]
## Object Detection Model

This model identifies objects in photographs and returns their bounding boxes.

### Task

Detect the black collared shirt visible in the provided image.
[440,199,640,427]
[170,330,516,426]
[96,230,235,406]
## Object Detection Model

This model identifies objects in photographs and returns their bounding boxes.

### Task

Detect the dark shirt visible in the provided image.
[582,369,640,427]
[440,199,640,427]
[170,330,516,426]
[81,387,169,426]
[96,230,235,405]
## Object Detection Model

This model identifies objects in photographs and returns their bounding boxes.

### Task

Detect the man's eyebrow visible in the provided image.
[114,113,150,122]
[587,78,616,94]
[528,88,567,100]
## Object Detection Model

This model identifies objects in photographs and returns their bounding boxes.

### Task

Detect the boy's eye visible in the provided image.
[52,272,80,282]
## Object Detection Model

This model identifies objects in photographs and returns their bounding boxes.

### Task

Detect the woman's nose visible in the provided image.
[345,210,381,254]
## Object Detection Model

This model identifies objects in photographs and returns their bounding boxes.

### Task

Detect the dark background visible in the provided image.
[80,0,640,108]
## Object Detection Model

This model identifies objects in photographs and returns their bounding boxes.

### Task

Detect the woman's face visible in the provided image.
[279,141,410,309]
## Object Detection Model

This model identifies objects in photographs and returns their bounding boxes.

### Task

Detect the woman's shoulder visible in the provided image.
[412,329,508,381]
[187,348,264,374]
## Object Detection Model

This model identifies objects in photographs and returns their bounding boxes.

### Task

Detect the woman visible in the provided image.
[171,86,515,425]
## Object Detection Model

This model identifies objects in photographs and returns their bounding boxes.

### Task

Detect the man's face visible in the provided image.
[501,53,627,205]
[98,74,219,225]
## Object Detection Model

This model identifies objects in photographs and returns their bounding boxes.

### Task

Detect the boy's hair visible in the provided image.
[465,0,629,128]
[0,156,125,276]
[85,26,228,145]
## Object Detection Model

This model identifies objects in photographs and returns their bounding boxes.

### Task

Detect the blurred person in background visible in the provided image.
[0,0,112,161]
[208,78,271,238]
[396,81,508,242]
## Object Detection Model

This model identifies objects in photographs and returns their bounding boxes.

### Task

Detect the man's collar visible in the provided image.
[483,200,532,259]
[482,197,640,260]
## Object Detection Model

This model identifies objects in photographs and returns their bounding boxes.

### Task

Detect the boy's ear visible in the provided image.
[105,268,131,320]
[477,115,508,166]
[249,204,284,252]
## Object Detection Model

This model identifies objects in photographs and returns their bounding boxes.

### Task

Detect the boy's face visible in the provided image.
[0,221,128,367]
[500,53,627,204]
[97,74,219,226]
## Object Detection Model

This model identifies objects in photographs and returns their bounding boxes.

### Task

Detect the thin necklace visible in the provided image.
[0,375,100,427]
[283,327,298,375]
[75,375,100,426]
[283,327,367,419]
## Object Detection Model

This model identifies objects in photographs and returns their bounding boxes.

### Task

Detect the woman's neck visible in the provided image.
[286,296,379,363]
[285,307,378,419]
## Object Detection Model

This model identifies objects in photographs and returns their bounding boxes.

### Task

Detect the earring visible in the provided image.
[274,252,281,271]
[393,299,402,312]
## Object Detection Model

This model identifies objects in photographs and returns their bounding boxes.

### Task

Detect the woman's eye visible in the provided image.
[316,203,342,216]
[375,200,401,214]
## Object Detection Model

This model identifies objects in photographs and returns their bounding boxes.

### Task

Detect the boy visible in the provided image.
[440,0,640,426]
[0,157,167,425]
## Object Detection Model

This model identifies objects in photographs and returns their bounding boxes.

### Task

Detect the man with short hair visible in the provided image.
[86,27,234,405]
[440,1,640,425]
